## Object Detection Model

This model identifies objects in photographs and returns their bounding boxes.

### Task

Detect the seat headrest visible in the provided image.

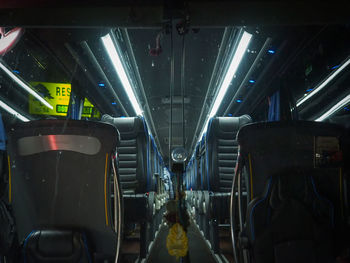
[218,115,252,131]
[238,121,344,153]
[102,115,137,132]
[237,121,345,182]
[102,115,146,139]
[208,115,252,137]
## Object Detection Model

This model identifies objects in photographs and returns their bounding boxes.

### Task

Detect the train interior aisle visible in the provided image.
[0,1,350,263]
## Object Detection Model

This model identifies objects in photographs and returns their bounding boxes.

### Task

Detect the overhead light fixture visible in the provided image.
[101,33,143,116]
[297,57,350,107]
[0,100,30,122]
[197,31,252,142]
[0,62,53,109]
[315,94,350,122]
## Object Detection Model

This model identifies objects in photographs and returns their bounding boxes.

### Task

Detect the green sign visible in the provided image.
[29,82,100,118]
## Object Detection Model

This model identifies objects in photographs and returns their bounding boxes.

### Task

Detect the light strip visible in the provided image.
[0,62,53,109]
[315,94,350,122]
[101,33,143,116]
[297,57,350,107]
[198,118,210,143]
[198,31,252,141]
[0,100,30,122]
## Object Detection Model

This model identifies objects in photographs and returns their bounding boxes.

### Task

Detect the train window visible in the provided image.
[285,26,350,125]
[0,28,102,125]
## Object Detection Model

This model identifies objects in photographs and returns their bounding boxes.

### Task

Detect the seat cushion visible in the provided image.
[24,230,91,263]
[246,176,334,263]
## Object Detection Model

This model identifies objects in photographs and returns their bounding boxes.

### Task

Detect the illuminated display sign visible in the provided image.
[29,82,100,118]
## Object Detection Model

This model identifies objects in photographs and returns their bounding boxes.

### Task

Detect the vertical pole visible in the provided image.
[169,21,174,160]
[181,35,186,148]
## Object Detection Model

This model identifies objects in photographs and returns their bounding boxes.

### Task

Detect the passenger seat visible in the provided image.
[101,115,159,259]
[233,121,347,263]
[202,115,251,253]
[7,120,121,262]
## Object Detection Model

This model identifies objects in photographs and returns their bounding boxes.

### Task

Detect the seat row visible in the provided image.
[185,115,252,255]
[102,115,168,260]
[185,118,350,263]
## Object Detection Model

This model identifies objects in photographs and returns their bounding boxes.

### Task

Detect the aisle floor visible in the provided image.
[147,222,217,263]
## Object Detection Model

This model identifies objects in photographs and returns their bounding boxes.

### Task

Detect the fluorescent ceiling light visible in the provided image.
[315,94,350,122]
[297,57,350,107]
[0,62,53,110]
[208,31,252,118]
[0,100,30,122]
[198,31,252,142]
[101,33,143,116]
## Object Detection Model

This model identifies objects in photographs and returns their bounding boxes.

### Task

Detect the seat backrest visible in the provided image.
[0,113,6,198]
[150,137,162,192]
[247,173,335,263]
[102,116,150,194]
[206,115,251,192]
[238,121,347,256]
[237,121,345,205]
[196,142,206,191]
[0,113,5,153]
[7,120,119,257]
[185,158,193,190]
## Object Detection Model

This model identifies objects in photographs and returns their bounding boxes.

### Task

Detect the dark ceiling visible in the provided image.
[1,1,350,161]
[127,27,224,158]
